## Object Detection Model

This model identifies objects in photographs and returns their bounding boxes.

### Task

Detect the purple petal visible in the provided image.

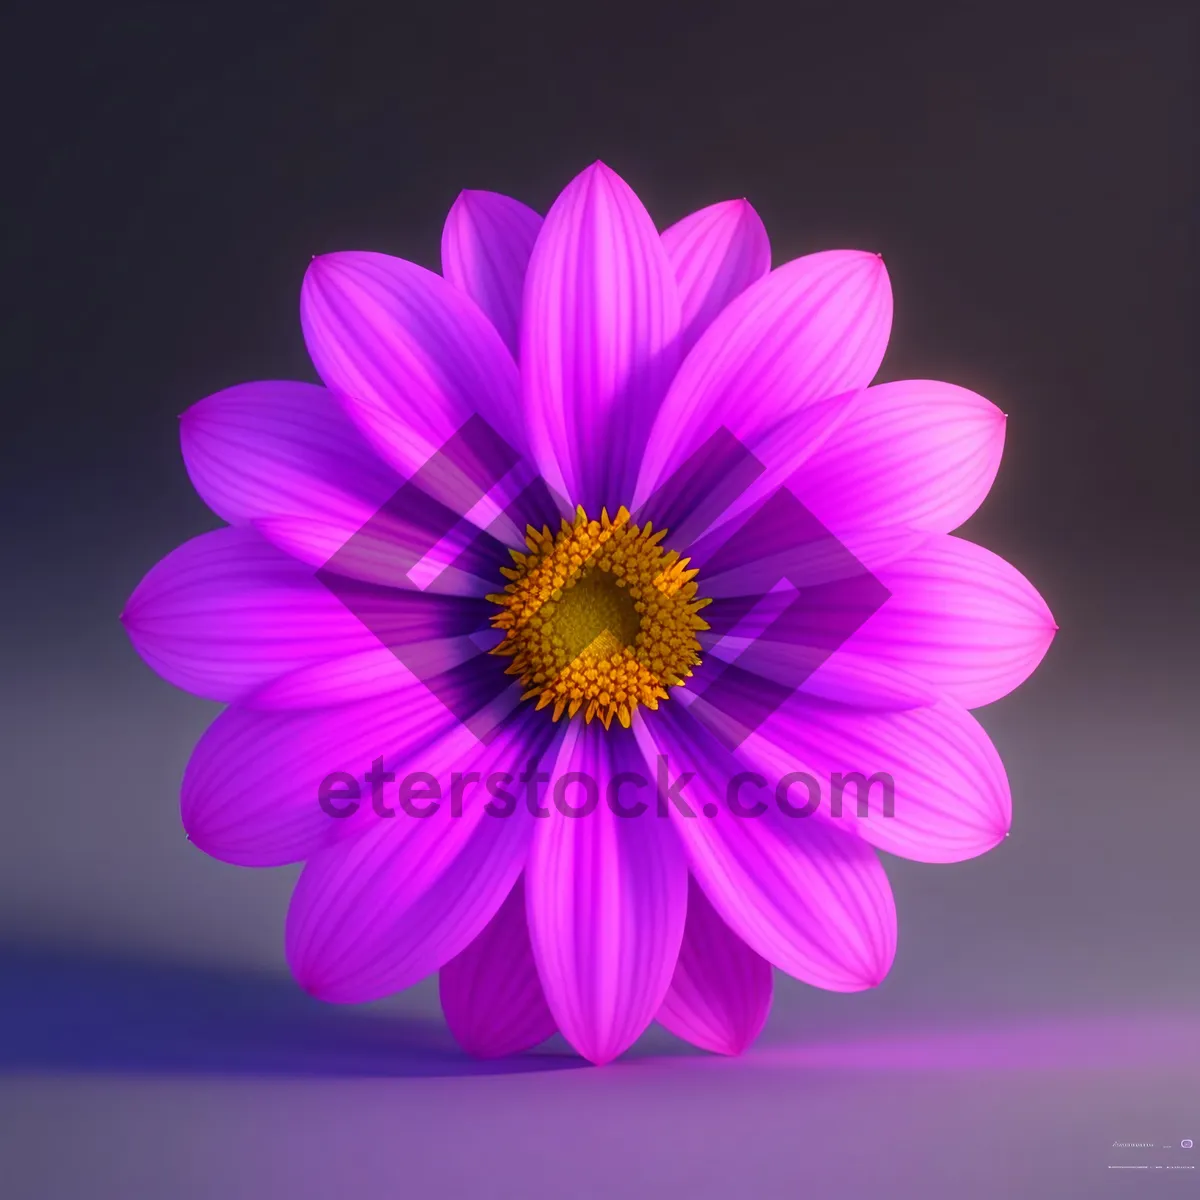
[182,375,531,594]
[662,199,771,351]
[439,875,556,1058]
[286,714,551,1003]
[441,190,542,357]
[245,644,475,710]
[180,380,403,571]
[646,389,865,547]
[521,161,682,512]
[657,876,773,1055]
[850,535,1058,708]
[698,521,926,599]
[744,693,1012,864]
[637,705,896,991]
[525,722,687,1064]
[706,640,938,711]
[788,380,1007,533]
[252,512,497,596]
[121,527,391,701]
[635,250,892,511]
[301,251,525,478]
[181,687,459,867]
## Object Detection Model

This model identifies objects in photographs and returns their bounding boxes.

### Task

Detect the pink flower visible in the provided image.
[122,163,1055,1064]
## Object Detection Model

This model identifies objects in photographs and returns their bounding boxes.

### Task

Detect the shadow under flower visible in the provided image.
[0,946,584,1079]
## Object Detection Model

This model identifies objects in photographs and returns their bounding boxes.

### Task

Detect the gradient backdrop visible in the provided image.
[2,1,1197,1196]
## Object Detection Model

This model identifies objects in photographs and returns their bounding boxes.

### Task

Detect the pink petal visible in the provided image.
[121,527,388,701]
[698,521,925,600]
[439,875,556,1058]
[180,381,404,571]
[286,713,550,1003]
[635,249,892,510]
[705,639,938,711]
[185,380,522,596]
[521,161,682,513]
[525,722,687,1064]
[788,380,1007,533]
[301,251,525,479]
[744,693,1012,864]
[245,644,475,710]
[657,389,864,548]
[441,190,542,357]
[637,705,896,991]
[661,199,771,351]
[656,876,773,1055]
[181,687,458,867]
[251,512,496,595]
[849,535,1058,708]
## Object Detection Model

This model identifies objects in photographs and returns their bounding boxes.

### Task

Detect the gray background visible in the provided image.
[2,0,1196,1195]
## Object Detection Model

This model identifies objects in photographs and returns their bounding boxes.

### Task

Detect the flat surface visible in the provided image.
[2,1006,1198,1198]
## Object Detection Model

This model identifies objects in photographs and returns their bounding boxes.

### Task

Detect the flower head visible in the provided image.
[123,162,1055,1064]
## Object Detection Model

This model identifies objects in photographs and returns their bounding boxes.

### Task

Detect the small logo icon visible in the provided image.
[1182,1139,1193,1149]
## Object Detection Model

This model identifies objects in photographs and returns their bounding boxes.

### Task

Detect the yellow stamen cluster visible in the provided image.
[487,505,711,729]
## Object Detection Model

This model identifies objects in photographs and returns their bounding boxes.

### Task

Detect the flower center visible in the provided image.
[487,506,711,729]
